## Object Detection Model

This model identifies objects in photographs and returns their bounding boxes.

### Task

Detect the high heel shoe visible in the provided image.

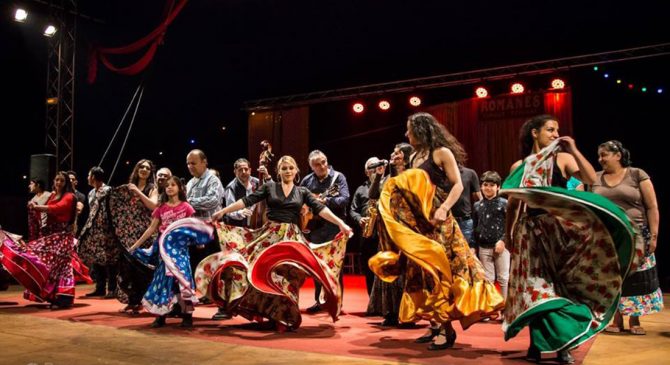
[415,327,440,343]
[427,329,456,350]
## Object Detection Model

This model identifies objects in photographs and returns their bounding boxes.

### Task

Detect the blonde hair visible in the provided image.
[276,155,301,182]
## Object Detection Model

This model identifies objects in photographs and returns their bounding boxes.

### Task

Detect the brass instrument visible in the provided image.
[361,198,378,238]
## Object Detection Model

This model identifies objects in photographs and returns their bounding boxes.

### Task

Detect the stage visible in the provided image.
[1,275,668,365]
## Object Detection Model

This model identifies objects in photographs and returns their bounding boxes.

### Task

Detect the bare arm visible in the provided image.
[558,137,597,185]
[129,184,160,210]
[640,179,659,253]
[212,199,246,222]
[434,147,463,221]
[129,217,161,252]
[318,207,353,236]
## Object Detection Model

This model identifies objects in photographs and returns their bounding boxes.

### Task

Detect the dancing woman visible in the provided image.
[370,112,504,350]
[195,155,352,331]
[502,115,636,363]
[1,171,85,308]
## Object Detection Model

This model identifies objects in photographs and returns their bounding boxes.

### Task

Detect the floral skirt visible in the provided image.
[195,221,348,329]
[501,187,635,352]
[619,226,664,316]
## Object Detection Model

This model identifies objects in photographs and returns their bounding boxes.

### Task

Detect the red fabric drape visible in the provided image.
[87,0,187,83]
[425,90,573,179]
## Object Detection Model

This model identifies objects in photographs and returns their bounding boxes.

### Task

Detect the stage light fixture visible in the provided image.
[628,84,634,90]
[593,66,599,71]
[14,9,28,22]
[511,83,524,94]
[352,103,365,113]
[190,139,196,144]
[616,79,622,84]
[409,96,422,106]
[641,87,647,92]
[551,79,566,89]
[475,87,488,98]
[46,97,58,105]
[658,88,663,94]
[378,100,390,111]
[43,25,57,37]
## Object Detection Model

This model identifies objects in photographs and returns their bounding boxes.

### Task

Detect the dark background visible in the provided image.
[1,1,668,287]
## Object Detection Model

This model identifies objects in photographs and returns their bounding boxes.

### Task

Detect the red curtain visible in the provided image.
[425,90,572,178]
[87,0,188,83]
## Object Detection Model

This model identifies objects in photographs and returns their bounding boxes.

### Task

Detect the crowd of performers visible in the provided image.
[0,112,662,364]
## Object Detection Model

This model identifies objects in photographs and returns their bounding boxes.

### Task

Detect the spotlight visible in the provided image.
[159,151,164,156]
[616,79,622,84]
[658,88,663,94]
[628,84,634,90]
[14,9,28,22]
[409,96,422,106]
[604,73,609,78]
[475,87,488,98]
[378,100,391,111]
[190,139,196,144]
[43,25,57,37]
[352,102,365,113]
[551,79,565,89]
[511,83,524,94]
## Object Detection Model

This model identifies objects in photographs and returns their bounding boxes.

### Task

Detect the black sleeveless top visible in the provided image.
[551,159,568,188]
[411,152,451,192]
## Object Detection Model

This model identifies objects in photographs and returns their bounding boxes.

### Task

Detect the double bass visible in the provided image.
[248,140,274,228]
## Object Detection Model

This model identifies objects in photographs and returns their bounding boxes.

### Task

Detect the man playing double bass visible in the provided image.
[300,149,350,313]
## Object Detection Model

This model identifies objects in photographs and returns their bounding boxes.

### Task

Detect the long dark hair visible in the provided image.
[159,176,187,204]
[599,140,632,167]
[408,112,467,165]
[54,170,77,224]
[129,159,156,188]
[519,114,557,158]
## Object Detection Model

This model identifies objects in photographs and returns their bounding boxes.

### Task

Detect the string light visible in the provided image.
[594,67,665,96]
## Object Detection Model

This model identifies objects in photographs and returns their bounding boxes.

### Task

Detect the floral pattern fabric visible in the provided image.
[372,169,504,328]
[195,221,347,329]
[78,186,120,266]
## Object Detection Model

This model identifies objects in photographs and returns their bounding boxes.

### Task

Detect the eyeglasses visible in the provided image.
[139,165,152,170]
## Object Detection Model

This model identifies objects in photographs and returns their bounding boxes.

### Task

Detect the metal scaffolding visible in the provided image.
[44,0,77,171]
[244,42,670,111]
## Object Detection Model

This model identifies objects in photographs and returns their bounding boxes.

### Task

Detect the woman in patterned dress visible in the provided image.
[592,140,662,335]
[370,112,504,350]
[503,115,636,363]
[1,171,80,308]
[195,155,352,331]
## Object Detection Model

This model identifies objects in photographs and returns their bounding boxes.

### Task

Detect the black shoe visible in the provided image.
[427,330,456,351]
[84,290,105,297]
[168,303,183,318]
[557,349,575,364]
[306,302,322,313]
[150,316,166,328]
[381,317,399,327]
[103,292,116,299]
[180,313,193,328]
[526,345,541,362]
[415,327,440,343]
[212,308,232,320]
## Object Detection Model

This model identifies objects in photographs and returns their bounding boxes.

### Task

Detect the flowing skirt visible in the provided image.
[501,187,635,352]
[195,221,348,329]
[0,223,88,307]
[133,218,214,316]
[371,169,504,328]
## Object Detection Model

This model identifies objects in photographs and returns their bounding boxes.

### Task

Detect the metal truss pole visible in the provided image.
[45,0,76,171]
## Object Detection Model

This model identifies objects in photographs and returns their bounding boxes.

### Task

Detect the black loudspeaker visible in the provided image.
[30,154,57,189]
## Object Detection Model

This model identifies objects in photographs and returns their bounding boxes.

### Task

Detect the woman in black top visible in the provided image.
[196,155,351,331]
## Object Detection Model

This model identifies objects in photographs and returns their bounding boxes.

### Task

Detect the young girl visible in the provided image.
[129,176,211,328]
